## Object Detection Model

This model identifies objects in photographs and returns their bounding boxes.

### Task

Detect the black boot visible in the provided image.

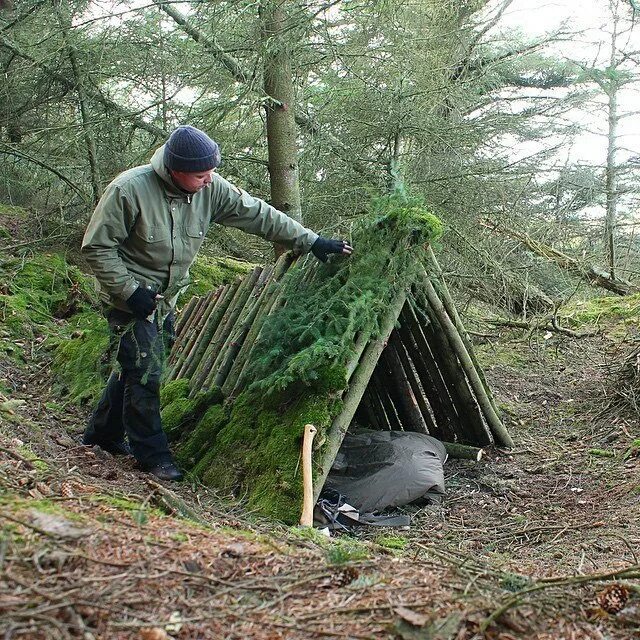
[141,462,183,481]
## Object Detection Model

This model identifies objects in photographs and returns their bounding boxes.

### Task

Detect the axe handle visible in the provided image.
[300,423,317,527]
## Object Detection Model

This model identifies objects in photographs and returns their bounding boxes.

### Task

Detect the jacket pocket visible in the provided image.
[135,224,170,244]
[185,223,206,240]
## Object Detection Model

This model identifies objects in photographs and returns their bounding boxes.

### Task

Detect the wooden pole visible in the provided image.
[425,249,501,417]
[222,252,295,397]
[171,288,223,380]
[442,442,484,461]
[420,301,492,446]
[174,295,198,335]
[300,423,317,527]
[189,278,243,392]
[372,366,403,431]
[176,285,233,378]
[420,276,514,448]
[168,292,210,368]
[212,266,274,389]
[390,330,438,435]
[382,338,430,434]
[201,266,263,389]
[313,290,407,501]
[400,305,458,442]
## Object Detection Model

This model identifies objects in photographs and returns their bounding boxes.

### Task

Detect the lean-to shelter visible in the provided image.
[160,199,513,522]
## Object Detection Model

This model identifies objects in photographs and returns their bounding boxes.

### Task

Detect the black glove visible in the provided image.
[311,237,352,263]
[126,286,158,320]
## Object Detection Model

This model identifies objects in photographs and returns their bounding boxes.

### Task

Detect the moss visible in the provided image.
[180,254,254,304]
[161,397,199,440]
[51,311,110,405]
[160,378,191,408]
[192,392,335,523]
[171,532,189,542]
[17,445,48,472]
[561,293,640,326]
[97,495,141,511]
[375,534,408,550]
[0,252,104,400]
[176,403,227,468]
[325,539,369,565]
[0,253,95,339]
[161,387,223,441]
[476,343,528,369]
[382,203,444,245]
[289,525,332,547]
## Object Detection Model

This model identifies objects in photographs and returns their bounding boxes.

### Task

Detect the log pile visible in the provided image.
[166,240,512,510]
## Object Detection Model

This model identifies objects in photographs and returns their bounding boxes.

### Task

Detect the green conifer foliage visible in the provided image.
[244,197,443,397]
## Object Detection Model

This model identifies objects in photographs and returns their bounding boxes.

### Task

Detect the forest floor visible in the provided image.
[2,296,640,639]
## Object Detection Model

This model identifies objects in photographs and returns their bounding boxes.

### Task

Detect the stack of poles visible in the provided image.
[166,249,512,501]
[166,253,297,398]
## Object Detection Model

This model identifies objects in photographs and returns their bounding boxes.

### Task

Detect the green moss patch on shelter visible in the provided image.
[180,254,254,304]
[161,387,223,441]
[196,392,336,522]
[160,378,191,408]
[176,403,227,468]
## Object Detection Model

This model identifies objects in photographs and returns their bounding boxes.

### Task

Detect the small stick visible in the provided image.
[300,423,317,527]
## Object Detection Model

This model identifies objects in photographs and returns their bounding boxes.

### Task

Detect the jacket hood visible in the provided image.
[150,144,183,194]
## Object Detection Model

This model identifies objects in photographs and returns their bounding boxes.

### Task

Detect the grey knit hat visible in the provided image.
[164,125,221,172]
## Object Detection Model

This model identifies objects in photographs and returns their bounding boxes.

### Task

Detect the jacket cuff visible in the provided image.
[119,279,139,301]
[299,230,319,254]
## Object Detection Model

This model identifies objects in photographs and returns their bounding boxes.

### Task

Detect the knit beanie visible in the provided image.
[164,125,221,172]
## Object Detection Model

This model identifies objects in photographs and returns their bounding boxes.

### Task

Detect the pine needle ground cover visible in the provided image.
[163,197,443,522]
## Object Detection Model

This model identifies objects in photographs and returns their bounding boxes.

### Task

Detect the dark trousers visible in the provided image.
[84,308,175,466]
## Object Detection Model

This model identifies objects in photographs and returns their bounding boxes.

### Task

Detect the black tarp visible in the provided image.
[324,429,447,512]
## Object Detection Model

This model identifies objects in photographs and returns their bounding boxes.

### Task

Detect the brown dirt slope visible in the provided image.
[1,317,640,639]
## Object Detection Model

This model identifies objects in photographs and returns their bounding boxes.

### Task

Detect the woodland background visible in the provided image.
[2,0,640,318]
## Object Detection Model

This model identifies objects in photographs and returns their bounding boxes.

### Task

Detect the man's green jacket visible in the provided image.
[82,145,318,311]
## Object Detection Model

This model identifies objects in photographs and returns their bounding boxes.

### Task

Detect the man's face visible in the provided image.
[170,169,215,193]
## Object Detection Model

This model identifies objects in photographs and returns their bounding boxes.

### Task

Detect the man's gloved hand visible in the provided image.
[126,286,158,320]
[311,237,354,263]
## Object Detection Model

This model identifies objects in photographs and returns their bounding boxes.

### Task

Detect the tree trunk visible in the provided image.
[260,0,302,258]
[54,2,102,205]
[605,18,619,280]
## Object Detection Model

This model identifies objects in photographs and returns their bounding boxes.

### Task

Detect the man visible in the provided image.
[81,125,352,481]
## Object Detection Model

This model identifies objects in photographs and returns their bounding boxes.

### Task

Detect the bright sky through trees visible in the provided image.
[500,0,640,167]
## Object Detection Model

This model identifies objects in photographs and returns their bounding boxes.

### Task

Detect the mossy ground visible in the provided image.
[560,292,640,326]
[0,242,252,408]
